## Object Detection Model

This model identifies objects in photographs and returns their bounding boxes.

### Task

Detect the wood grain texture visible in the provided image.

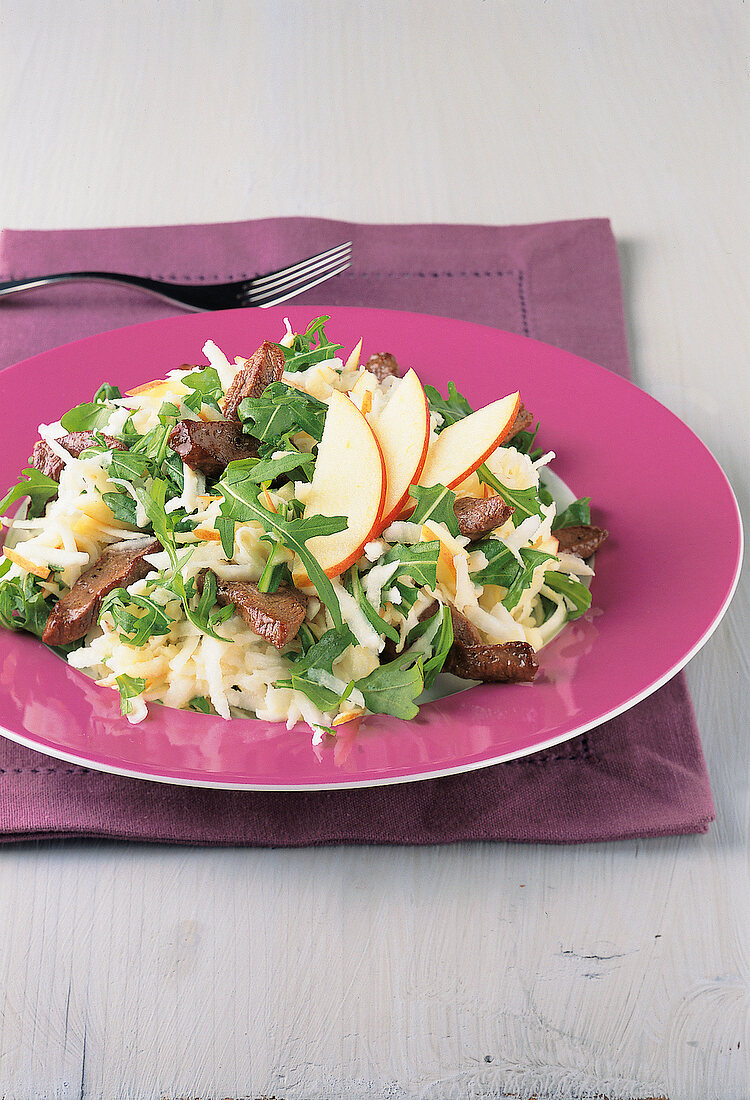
[0,2,748,1098]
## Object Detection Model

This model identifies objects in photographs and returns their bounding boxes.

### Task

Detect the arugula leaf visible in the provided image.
[502,548,555,611]
[347,566,400,644]
[92,382,122,403]
[217,467,347,627]
[0,574,52,637]
[470,539,520,587]
[101,491,138,526]
[132,478,177,553]
[510,421,540,456]
[423,381,474,430]
[100,587,174,647]
[291,625,357,674]
[0,468,59,518]
[215,515,236,559]
[274,672,344,713]
[188,695,214,714]
[60,402,115,433]
[172,568,233,641]
[256,539,293,594]
[276,623,357,712]
[379,541,440,589]
[354,653,424,720]
[543,571,592,619]
[408,483,460,536]
[281,316,343,373]
[114,673,146,716]
[181,366,223,414]
[389,578,421,616]
[61,377,123,432]
[108,450,153,482]
[477,464,544,526]
[404,603,454,689]
[238,382,328,445]
[552,496,592,530]
[224,450,315,487]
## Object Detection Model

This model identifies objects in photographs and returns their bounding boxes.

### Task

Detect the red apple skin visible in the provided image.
[295,392,388,583]
[371,377,431,536]
[322,431,387,578]
[420,392,521,491]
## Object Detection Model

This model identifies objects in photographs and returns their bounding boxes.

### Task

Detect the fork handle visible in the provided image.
[0,271,205,310]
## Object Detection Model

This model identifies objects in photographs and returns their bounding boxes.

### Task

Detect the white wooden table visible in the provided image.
[0,3,748,1098]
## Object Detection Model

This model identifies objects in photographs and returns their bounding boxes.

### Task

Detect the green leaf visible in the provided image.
[181,365,223,413]
[238,381,328,445]
[218,467,347,627]
[389,578,421,616]
[292,625,357,675]
[416,604,454,689]
[101,491,138,526]
[347,566,400,644]
[114,672,146,716]
[60,402,115,432]
[281,316,343,373]
[225,449,315,486]
[477,464,544,526]
[257,540,285,594]
[108,450,153,482]
[502,548,556,611]
[470,538,520,587]
[552,496,592,530]
[92,382,122,403]
[379,541,440,588]
[510,422,540,455]
[215,515,236,559]
[274,672,343,712]
[355,653,424,720]
[171,568,233,641]
[133,478,176,554]
[0,467,59,518]
[100,587,174,647]
[0,574,52,637]
[543,571,592,619]
[188,695,213,714]
[408,483,460,536]
[423,381,474,430]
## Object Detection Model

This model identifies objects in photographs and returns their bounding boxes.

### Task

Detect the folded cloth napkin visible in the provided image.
[0,217,714,844]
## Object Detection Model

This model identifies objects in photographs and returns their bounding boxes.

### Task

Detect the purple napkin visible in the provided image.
[0,217,714,844]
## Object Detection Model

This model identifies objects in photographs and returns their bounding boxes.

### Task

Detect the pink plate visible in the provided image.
[0,307,742,788]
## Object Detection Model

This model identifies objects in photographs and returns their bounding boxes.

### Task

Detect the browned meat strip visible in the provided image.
[555,524,609,558]
[420,599,538,682]
[197,570,307,649]
[418,600,482,648]
[31,432,127,482]
[168,419,259,477]
[507,403,534,440]
[41,537,161,647]
[453,495,514,540]
[444,639,538,683]
[364,352,400,383]
[222,340,286,420]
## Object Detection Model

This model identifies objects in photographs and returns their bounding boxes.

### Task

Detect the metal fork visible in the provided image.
[0,240,352,312]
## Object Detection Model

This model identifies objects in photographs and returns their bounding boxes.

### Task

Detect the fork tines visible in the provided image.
[245,240,353,308]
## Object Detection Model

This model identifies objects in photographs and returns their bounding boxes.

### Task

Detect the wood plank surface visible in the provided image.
[0,2,748,1098]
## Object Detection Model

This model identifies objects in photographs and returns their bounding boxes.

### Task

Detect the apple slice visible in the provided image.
[367,369,431,534]
[418,391,520,489]
[348,369,378,415]
[296,389,386,580]
[125,378,169,397]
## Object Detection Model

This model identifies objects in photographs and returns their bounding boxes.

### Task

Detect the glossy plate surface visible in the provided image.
[0,307,742,788]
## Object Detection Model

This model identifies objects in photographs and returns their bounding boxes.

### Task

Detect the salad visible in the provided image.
[0,317,607,741]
